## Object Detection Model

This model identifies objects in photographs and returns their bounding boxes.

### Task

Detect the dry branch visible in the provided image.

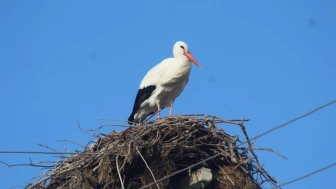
[136,147,161,189]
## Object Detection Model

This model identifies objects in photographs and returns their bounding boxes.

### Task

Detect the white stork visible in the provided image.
[128,41,201,124]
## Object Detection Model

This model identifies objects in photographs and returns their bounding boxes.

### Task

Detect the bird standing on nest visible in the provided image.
[128,41,201,125]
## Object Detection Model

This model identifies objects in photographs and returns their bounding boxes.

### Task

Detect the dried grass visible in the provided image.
[27,115,278,189]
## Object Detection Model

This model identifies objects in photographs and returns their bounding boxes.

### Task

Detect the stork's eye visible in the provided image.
[180,46,185,50]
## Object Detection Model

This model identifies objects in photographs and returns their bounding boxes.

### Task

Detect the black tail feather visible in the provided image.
[128,85,156,125]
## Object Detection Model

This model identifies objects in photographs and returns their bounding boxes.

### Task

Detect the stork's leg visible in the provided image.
[169,103,173,116]
[156,100,161,121]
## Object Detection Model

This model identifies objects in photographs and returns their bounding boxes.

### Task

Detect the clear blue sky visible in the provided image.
[1,0,335,188]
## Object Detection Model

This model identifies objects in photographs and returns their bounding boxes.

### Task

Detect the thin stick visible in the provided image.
[57,140,86,149]
[219,166,235,186]
[27,174,53,189]
[36,143,66,158]
[253,148,287,160]
[116,156,125,189]
[238,117,277,183]
[136,147,161,189]
[0,160,55,168]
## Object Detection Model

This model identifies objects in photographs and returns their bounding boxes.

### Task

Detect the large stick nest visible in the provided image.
[27,115,279,189]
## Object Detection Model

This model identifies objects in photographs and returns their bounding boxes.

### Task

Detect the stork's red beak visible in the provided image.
[185,51,201,68]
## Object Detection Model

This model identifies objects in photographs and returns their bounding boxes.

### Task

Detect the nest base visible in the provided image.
[27,115,277,189]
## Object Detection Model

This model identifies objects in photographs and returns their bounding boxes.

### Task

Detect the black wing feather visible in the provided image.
[128,85,156,124]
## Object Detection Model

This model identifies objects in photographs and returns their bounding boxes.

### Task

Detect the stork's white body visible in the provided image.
[128,41,201,124]
[135,58,191,121]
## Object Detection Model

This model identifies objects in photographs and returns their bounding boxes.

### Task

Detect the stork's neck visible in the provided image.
[160,56,191,86]
[172,56,192,79]
[173,53,192,71]
[174,55,191,69]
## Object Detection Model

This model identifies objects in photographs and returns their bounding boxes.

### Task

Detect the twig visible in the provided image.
[253,148,287,160]
[87,124,129,133]
[98,118,132,122]
[0,160,55,168]
[143,110,161,124]
[238,118,277,184]
[116,156,125,189]
[227,119,250,122]
[9,185,30,189]
[57,140,86,149]
[136,147,161,189]
[27,174,53,189]
[77,118,91,136]
[36,143,66,158]
[219,166,235,186]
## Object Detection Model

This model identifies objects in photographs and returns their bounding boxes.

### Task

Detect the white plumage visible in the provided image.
[128,41,201,124]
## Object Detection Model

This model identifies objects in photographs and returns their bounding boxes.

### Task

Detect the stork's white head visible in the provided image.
[173,41,201,68]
